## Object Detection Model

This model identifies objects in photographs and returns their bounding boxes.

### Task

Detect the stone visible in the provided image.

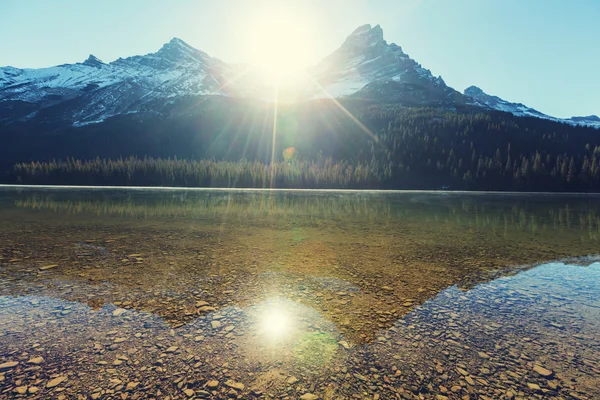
[224,380,244,390]
[165,346,179,353]
[300,394,318,400]
[27,356,44,365]
[47,376,67,388]
[40,264,59,270]
[112,308,126,317]
[0,361,18,370]
[527,383,541,392]
[15,386,27,394]
[207,380,219,388]
[338,340,351,349]
[533,365,554,378]
[211,320,222,329]
[196,301,210,307]
[184,389,195,397]
[354,373,367,381]
[28,387,40,394]
[126,381,139,391]
[286,376,298,384]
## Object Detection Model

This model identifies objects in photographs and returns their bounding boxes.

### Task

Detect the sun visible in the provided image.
[246,11,314,77]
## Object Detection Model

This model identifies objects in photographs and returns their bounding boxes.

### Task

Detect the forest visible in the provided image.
[5,102,600,191]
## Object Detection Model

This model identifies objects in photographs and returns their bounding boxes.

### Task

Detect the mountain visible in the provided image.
[463,86,600,128]
[306,24,468,106]
[0,25,476,127]
[0,38,256,126]
[0,24,597,131]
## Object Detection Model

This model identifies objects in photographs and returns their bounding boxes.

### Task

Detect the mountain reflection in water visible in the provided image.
[0,188,599,399]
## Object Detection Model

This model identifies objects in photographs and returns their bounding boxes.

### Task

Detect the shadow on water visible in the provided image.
[0,188,600,398]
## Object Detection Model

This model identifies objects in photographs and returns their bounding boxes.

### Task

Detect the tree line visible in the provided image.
[11,157,386,189]
[6,105,600,191]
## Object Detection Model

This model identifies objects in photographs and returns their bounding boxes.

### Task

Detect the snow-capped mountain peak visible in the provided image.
[156,37,212,63]
[463,85,546,118]
[110,37,216,71]
[343,24,385,48]
[464,86,600,128]
[309,24,460,103]
[0,35,234,125]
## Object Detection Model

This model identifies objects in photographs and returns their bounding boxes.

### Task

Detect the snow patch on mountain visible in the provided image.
[0,37,241,125]
[464,86,600,128]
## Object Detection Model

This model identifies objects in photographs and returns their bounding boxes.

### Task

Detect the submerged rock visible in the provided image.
[533,365,554,378]
[0,361,18,370]
[46,375,67,388]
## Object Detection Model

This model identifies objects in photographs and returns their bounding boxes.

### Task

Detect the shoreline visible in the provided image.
[2,183,600,196]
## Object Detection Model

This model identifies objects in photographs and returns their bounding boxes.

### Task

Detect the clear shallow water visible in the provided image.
[0,188,599,399]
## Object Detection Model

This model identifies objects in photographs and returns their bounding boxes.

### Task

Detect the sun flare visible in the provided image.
[246,11,314,76]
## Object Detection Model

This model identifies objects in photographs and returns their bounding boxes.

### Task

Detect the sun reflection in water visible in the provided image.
[258,301,294,341]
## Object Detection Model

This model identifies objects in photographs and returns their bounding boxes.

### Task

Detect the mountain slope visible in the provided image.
[307,24,469,106]
[0,38,243,126]
[464,86,600,128]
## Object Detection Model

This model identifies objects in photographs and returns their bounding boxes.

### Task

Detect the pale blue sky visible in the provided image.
[1,0,598,118]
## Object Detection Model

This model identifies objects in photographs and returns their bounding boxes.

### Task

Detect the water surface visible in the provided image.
[0,188,599,399]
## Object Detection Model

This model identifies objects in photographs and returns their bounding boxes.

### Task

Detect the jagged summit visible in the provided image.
[82,54,104,67]
[310,23,454,102]
[160,37,194,51]
[155,37,211,63]
[342,24,385,50]
[348,24,383,38]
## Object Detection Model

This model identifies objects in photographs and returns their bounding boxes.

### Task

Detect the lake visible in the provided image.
[0,187,599,399]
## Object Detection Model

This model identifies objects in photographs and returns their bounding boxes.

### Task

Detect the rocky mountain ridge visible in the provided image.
[0,24,597,128]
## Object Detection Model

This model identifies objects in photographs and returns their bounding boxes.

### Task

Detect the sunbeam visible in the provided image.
[270,85,279,188]
[216,65,254,94]
[303,72,382,147]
